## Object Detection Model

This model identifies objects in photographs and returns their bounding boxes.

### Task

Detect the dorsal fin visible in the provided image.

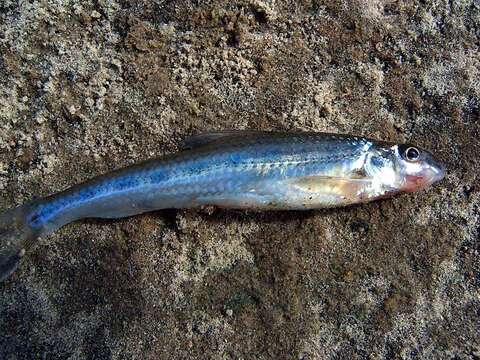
[183,130,270,148]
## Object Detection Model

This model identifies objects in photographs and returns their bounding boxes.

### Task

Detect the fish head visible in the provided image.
[365,142,445,195]
[392,144,445,192]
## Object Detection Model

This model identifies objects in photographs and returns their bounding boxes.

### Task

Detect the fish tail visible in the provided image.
[0,204,40,282]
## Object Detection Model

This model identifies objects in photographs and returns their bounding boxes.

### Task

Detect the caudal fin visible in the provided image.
[0,205,39,282]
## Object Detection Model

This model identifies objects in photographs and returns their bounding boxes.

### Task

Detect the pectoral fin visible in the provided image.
[289,176,373,200]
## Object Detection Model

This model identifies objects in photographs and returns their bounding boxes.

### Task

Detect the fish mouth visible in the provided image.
[402,160,446,192]
[429,160,446,184]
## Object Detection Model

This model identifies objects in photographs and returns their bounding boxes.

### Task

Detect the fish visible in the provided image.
[0,130,445,282]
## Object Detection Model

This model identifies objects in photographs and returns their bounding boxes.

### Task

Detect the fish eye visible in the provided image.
[404,147,420,162]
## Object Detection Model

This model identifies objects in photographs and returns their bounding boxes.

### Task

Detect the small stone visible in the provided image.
[96,98,105,110]
[85,97,95,107]
[35,114,46,124]
[0,162,7,175]
[68,105,77,115]
[413,54,422,65]
[111,58,122,70]
[91,10,101,19]
[97,86,107,97]
[320,104,332,115]
[226,309,233,317]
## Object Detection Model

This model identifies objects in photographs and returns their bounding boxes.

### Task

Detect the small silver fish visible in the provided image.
[0,130,445,281]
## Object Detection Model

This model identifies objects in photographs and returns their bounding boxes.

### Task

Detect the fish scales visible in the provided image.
[29,134,365,226]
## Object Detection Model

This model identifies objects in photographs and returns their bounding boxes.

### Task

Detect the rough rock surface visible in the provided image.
[0,1,479,359]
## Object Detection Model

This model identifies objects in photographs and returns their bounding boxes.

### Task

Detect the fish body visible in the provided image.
[0,131,445,281]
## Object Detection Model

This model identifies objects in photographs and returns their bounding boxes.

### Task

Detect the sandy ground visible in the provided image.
[0,1,479,359]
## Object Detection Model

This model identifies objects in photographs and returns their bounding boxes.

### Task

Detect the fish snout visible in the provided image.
[427,157,446,184]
